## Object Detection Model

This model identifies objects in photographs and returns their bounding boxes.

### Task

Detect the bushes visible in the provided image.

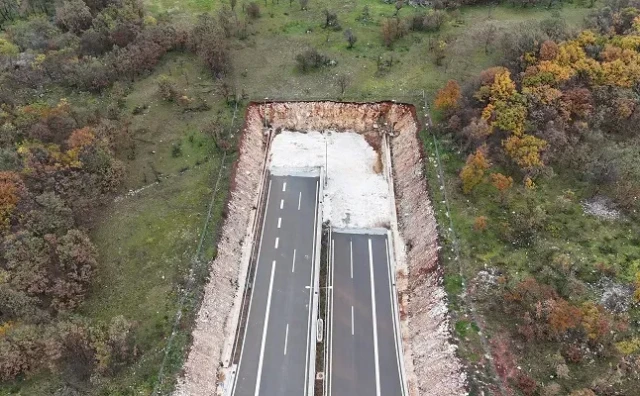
[409,10,447,32]
[189,14,232,78]
[381,10,447,47]
[0,317,135,382]
[157,75,178,101]
[6,16,62,51]
[55,0,93,34]
[381,17,408,48]
[295,48,332,72]
[247,2,261,19]
[70,24,180,91]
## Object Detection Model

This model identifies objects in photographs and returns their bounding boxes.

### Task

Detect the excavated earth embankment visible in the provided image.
[176,102,466,396]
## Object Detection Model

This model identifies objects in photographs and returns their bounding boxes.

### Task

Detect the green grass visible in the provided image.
[80,54,236,394]
[422,131,640,394]
[0,53,236,395]
[159,0,596,101]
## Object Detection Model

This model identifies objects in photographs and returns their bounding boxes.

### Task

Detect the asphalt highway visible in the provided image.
[328,232,404,396]
[232,174,320,396]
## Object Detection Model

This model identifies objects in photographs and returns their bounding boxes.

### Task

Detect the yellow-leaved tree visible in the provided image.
[502,135,547,170]
[460,146,491,194]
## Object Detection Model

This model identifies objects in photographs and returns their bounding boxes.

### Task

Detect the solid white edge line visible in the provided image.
[386,237,404,394]
[298,191,302,210]
[386,231,409,396]
[284,323,289,355]
[254,259,277,396]
[323,227,331,396]
[351,305,354,336]
[350,239,354,279]
[328,237,335,396]
[368,238,382,396]
[304,180,320,396]
[278,217,282,229]
[292,249,296,273]
[230,178,272,395]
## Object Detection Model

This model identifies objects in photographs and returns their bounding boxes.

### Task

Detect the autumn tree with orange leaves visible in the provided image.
[434,80,461,112]
[460,146,491,193]
[0,172,26,232]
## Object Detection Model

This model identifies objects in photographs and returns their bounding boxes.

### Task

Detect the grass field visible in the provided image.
[147,0,593,100]
[85,54,237,394]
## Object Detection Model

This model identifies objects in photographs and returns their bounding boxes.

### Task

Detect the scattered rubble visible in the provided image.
[581,196,621,220]
[596,278,634,313]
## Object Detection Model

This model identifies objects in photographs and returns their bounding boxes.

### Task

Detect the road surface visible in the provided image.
[232,174,320,396]
[328,231,404,396]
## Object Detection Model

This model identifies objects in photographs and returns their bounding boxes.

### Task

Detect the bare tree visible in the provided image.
[344,28,357,49]
[479,23,498,54]
[247,2,260,19]
[323,9,339,29]
[190,14,232,78]
[394,0,403,16]
[335,74,350,96]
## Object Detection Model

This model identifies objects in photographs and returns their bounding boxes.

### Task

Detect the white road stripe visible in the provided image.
[385,237,405,395]
[282,182,287,192]
[298,192,302,210]
[275,237,279,249]
[278,217,282,228]
[329,238,335,396]
[254,259,277,396]
[351,305,354,335]
[303,180,320,396]
[292,249,296,272]
[284,323,289,355]
[230,179,272,395]
[368,239,382,396]
[350,239,354,279]
[280,199,284,209]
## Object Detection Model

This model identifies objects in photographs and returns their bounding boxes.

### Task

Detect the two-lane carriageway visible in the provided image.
[327,231,404,396]
[232,174,320,396]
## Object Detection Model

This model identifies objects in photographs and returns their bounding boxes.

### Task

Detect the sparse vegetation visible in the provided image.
[295,47,333,72]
